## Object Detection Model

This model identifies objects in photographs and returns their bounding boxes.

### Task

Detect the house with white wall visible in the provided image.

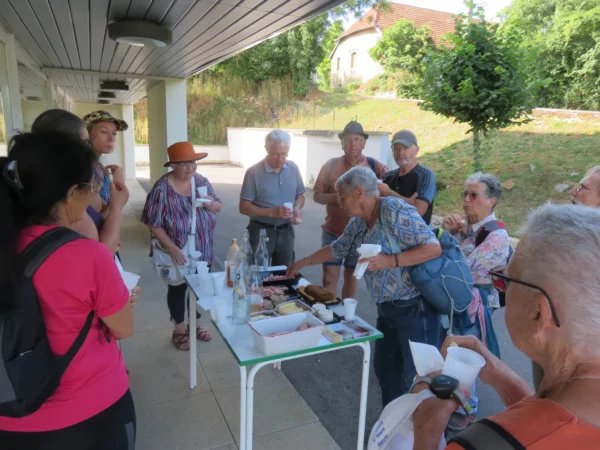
[330,3,456,88]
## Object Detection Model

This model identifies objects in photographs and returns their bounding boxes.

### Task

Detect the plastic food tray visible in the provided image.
[247,312,325,356]
[275,299,314,315]
[260,270,302,287]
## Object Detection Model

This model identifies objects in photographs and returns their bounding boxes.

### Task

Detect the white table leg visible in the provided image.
[188,287,197,390]
[357,342,371,450]
[239,366,247,450]
[245,362,268,450]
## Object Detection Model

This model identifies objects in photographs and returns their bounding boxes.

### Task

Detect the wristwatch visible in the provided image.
[410,375,472,413]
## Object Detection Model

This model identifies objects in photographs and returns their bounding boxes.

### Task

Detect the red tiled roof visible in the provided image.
[340,3,457,45]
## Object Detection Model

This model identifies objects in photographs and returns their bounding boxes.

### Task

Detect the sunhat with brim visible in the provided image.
[83,110,128,131]
[338,120,369,140]
[164,141,208,167]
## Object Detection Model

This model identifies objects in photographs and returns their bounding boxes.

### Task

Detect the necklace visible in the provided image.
[539,376,600,398]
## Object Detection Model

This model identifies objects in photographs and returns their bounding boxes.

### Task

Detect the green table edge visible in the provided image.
[211,319,383,367]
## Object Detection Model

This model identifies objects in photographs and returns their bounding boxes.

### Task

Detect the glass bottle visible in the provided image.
[226,239,240,288]
[242,230,254,267]
[248,265,263,311]
[232,251,250,324]
[254,229,270,271]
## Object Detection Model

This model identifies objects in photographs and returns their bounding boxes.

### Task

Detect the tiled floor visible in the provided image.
[119,180,340,450]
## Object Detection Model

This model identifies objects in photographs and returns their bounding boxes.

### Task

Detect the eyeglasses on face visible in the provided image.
[574,183,598,194]
[81,182,102,194]
[462,191,481,200]
[489,270,561,328]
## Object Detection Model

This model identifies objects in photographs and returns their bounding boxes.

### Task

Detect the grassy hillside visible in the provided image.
[281,95,600,235]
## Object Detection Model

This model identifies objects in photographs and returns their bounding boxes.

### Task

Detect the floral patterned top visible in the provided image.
[451,212,510,309]
[141,173,221,265]
[331,197,438,303]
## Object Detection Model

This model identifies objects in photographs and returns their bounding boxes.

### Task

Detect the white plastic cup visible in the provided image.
[198,186,208,197]
[215,300,229,325]
[442,346,486,389]
[343,298,358,320]
[196,261,209,276]
[212,273,225,295]
[283,202,294,210]
[312,303,327,316]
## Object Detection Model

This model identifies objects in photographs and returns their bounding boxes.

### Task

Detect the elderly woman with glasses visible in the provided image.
[141,142,222,351]
[440,172,510,431]
[411,204,600,450]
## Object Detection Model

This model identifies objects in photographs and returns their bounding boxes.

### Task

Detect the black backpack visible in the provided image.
[0,227,94,418]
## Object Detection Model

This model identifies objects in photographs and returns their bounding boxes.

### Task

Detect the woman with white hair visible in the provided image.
[441,172,509,430]
[288,166,442,407]
[411,203,600,449]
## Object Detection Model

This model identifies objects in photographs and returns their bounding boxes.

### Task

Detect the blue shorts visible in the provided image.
[322,229,358,269]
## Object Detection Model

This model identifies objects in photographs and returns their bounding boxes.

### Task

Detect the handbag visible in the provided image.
[151,177,202,285]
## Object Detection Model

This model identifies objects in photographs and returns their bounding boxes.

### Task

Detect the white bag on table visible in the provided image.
[368,389,446,450]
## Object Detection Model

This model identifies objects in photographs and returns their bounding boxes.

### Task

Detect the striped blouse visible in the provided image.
[141,173,221,264]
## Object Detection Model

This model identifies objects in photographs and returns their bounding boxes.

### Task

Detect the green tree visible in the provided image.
[500,0,600,110]
[369,19,437,98]
[421,2,536,171]
[316,21,344,91]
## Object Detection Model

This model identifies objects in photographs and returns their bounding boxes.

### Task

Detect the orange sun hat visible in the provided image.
[164,142,208,167]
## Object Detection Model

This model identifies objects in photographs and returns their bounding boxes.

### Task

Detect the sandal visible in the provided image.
[194,326,213,342]
[172,331,190,351]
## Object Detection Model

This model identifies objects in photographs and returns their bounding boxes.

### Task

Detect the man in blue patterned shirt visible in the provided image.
[288,167,442,407]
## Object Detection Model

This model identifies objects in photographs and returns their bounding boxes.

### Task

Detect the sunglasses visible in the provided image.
[462,191,480,200]
[489,270,561,328]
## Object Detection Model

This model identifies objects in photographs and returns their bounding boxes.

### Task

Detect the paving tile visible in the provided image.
[211,445,238,450]
[121,328,211,406]
[193,321,228,355]
[198,349,286,391]
[252,422,340,450]
[136,392,235,450]
[213,374,318,442]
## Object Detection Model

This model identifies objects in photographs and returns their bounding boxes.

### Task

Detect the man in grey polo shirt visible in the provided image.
[239,129,305,266]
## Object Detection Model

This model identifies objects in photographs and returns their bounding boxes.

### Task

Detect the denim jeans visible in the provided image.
[374,297,442,408]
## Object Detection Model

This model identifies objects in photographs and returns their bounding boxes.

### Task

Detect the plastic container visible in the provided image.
[247,312,325,356]
[276,299,313,316]
[249,310,279,322]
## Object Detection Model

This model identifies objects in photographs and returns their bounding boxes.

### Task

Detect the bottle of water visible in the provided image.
[248,265,263,310]
[242,230,254,268]
[254,229,270,271]
[232,251,250,324]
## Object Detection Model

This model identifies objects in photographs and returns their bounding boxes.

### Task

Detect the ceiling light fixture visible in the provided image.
[98,91,117,99]
[98,99,111,105]
[100,80,129,91]
[108,20,172,47]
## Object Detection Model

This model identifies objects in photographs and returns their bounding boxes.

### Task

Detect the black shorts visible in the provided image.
[0,389,136,450]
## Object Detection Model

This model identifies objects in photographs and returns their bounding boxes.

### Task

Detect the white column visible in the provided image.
[147,78,187,184]
[45,79,56,110]
[121,103,136,180]
[0,34,23,138]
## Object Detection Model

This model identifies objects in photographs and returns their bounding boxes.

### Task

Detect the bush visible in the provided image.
[345,82,362,92]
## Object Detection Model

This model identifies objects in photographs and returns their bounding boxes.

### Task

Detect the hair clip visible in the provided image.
[3,160,24,191]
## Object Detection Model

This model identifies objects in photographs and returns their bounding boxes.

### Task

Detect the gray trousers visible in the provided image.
[247,220,295,267]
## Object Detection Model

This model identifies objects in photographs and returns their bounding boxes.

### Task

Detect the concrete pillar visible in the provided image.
[147,78,187,184]
[0,34,23,138]
[121,103,136,180]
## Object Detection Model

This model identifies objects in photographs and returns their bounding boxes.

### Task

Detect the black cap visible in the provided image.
[391,130,418,148]
[338,121,369,140]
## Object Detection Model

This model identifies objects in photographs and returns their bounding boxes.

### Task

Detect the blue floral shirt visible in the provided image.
[331,197,438,303]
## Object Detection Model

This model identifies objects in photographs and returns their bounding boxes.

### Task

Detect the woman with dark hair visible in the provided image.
[31,109,128,255]
[0,132,136,449]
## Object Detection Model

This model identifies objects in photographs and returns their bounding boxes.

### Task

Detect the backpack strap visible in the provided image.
[17,227,94,374]
[19,227,83,277]
[475,220,507,248]
[449,418,526,450]
[366,156,377,175]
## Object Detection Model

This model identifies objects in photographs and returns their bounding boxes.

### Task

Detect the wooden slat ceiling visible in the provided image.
[0,0,345,104]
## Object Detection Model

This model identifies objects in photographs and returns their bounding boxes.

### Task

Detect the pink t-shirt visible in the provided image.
[0,225,130,432]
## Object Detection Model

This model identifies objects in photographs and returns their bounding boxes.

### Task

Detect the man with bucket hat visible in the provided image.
[313,120,388,299]
[380,129,436,224]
